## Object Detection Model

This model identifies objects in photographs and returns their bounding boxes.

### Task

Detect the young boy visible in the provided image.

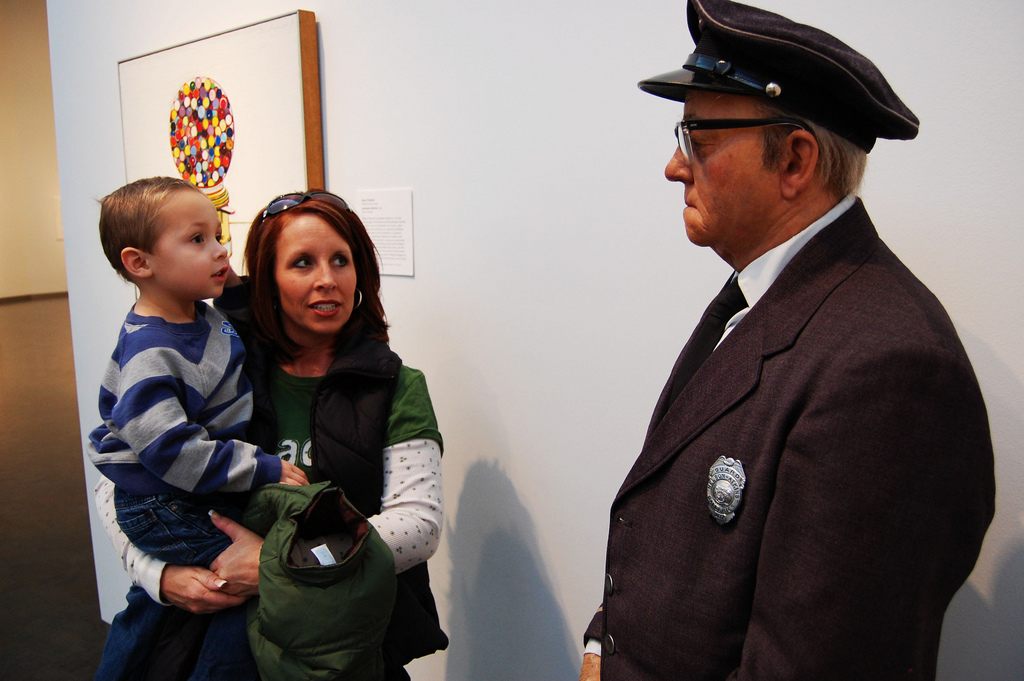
[88,176,307,568]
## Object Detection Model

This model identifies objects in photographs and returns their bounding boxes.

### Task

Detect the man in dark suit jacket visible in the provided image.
[580,1,995,680]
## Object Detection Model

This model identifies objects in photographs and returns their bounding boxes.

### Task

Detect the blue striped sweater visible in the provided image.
[88,301,281,495]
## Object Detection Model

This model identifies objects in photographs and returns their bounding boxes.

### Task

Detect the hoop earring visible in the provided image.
[354,289,363,309]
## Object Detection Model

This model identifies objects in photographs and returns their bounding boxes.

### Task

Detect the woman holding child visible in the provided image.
[95,187,446,680]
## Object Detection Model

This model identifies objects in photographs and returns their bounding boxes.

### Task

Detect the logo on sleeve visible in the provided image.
[220,320,240,338]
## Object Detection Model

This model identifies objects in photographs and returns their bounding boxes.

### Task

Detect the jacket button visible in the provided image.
[604,573,614,596]
[603,633,616,656]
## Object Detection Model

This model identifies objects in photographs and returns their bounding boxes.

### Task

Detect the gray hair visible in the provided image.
[758,103,867,199]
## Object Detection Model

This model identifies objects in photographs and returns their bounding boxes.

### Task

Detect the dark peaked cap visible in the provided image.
[639,0,919,151]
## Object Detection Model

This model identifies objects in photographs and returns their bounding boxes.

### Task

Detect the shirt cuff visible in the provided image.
[138,557,169,604]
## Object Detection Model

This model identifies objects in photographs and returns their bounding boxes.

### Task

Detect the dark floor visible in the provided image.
[0,294,109,679]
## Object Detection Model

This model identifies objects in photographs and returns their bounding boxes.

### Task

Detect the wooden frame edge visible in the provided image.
[298,10,324,190]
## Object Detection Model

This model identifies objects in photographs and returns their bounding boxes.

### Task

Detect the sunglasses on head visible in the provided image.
[259,190,351,220]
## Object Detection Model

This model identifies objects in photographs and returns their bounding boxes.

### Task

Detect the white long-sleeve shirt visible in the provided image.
[95,437,443,603]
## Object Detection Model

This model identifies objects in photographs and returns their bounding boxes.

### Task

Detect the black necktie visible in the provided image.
[666,275,747,403]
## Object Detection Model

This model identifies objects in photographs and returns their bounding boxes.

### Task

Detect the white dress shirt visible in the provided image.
[721,194,856,345]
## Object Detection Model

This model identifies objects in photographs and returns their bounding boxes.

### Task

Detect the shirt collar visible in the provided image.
[736,194,857,310]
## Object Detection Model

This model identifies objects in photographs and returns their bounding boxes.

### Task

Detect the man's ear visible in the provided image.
[778,129,820,200]
[121,247,153,279]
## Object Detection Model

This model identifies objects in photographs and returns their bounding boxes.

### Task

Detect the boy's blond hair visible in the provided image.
[99,177,202,280]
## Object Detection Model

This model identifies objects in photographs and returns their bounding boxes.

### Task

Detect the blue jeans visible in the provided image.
[114,489,244,567]
[98,491,253,680]
[95,586,258,681]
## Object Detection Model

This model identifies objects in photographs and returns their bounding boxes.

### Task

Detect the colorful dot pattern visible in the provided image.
[169,76,234,189]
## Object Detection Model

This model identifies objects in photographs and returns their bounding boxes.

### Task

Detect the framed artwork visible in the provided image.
[117,10,323,271]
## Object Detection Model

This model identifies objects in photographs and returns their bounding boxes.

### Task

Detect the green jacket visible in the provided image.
[243,482,397,681]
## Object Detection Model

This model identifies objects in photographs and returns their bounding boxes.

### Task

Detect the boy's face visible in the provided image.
[145,190,229,305]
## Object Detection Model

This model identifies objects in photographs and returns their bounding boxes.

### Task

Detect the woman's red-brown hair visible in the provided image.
[244,194,388,359]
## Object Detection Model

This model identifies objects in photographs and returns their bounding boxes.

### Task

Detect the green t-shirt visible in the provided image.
[269,364,442,476]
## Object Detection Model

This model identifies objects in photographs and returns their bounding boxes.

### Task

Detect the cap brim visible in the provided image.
[638,67,758,102]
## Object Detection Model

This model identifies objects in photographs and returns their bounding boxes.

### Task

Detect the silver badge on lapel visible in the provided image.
[707,456,746,525]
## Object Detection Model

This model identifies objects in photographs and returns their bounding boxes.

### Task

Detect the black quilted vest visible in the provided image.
[245,331,448,670]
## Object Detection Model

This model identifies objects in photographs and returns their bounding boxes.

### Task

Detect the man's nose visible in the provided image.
[665,147,693,183]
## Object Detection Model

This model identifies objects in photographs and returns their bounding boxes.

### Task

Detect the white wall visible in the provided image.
[48,1,1024,678]
[1,0,66,298]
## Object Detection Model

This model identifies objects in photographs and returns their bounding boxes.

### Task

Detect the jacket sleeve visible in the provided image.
[727,343,995,679]
[584,608,603,648]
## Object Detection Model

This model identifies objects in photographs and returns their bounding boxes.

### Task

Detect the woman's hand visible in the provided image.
[279,460,310,486]
[208,511,264,598]
[160,565,246,614]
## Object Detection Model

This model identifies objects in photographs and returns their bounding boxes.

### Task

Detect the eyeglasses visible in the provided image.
[674,117,808,163]
[259,190,351,220]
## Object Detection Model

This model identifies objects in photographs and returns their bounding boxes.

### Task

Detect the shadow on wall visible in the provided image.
[445,460,579,681]
[935,332,1024,679]
[937,544,1024,680]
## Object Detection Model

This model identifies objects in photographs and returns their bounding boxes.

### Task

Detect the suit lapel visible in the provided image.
[645,303,721,437]
[616,199,881,502]
[618,301,765,498]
